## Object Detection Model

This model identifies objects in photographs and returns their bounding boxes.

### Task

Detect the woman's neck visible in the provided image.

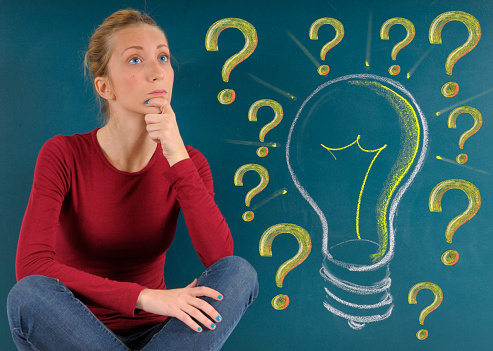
[96,113,157,173]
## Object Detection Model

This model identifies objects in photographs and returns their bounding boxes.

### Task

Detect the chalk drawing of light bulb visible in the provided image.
[286,74,428,329]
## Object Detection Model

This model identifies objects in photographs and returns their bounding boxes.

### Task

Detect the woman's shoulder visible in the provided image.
[185,145,210,168]
[42,129,96,154]
[38,129,98,168]
[185,145,203,159]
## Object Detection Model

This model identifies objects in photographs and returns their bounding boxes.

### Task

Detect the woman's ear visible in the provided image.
[94,76,115,100]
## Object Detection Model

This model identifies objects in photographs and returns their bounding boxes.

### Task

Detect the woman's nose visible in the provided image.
[148,61,165,81]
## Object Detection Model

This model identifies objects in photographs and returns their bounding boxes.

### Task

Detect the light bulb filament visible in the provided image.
[321,135,387,241]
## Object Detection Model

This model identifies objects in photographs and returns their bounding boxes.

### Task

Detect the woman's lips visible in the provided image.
[149,89,167,96]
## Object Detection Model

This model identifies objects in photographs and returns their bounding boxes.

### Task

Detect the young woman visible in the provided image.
[7,9,258,351]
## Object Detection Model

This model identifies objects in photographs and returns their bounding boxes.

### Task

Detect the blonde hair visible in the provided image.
[84,9,166,119]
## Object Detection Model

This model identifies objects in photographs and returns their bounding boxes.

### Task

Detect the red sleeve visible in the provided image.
[16,136,144,317]
[164,147,234,267]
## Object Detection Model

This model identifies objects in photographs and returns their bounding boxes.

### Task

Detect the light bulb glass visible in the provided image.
[286,74,428,328]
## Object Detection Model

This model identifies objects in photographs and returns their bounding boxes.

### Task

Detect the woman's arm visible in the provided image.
[16,136,145,317]
[165,149,234,266]
[146,98,234,267]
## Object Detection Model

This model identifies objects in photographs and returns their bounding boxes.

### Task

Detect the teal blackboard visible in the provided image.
[2,0,493,350]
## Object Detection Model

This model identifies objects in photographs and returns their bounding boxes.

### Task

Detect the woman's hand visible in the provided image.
[144,97,190,167]
[136,279,223,332]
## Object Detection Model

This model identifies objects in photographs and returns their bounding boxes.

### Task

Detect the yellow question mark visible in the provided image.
[259,223,312,310]
[429,179,481,266]
[309,18,344,76]
[408,282,443,340]
[234,164,269,222]
[248,99,284,157]
[205,18,258,104]
[447,106,482,164]
[429,11,481,98]
[380,17,415,76]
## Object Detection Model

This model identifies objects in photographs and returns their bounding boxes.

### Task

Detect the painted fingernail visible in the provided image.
[211,323,216,329]
[216,315,222,322]
[217,295,223,300]
[198,327,202,332]
[145,100,149,104]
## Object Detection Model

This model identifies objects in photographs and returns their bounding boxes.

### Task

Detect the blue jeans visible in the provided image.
[7,256,258,351]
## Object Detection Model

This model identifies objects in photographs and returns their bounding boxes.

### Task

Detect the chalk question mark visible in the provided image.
[248,99,284,157]
[309,18,344,75]
[408,282,443,340]
[234,164,269,222]
[429,11,481,98]
[429,179,481,266]
[259,223,312,310]
[205,18,258,104]
[380,17,415,76]
[447,106,482,164]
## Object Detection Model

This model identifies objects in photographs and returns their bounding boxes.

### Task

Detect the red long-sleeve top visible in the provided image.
[16,128,234,335]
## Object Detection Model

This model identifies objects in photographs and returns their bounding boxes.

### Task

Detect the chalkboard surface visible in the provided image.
[2,0,493,350]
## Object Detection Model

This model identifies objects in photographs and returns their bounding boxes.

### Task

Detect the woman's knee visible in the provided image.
[217,256,259,297]
[7,275,60,318]
[9,275,58,297]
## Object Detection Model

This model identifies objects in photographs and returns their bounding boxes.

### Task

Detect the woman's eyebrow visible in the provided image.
[121,44,168,55]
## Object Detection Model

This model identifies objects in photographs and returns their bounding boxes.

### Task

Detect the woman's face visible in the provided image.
[103,24,174,117]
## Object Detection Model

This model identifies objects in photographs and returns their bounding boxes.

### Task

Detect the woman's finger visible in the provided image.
[188,297,222,325]
[181,301,217,330]
[173,308,204,333]
[144,113,163,124]
[191,285,224,301]
[145,97,169,113]
[145,119,169,133]
[186,279,198,289]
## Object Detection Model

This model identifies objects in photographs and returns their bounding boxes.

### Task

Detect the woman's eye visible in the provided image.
[159,55,169,62]
[129,57,142,64]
